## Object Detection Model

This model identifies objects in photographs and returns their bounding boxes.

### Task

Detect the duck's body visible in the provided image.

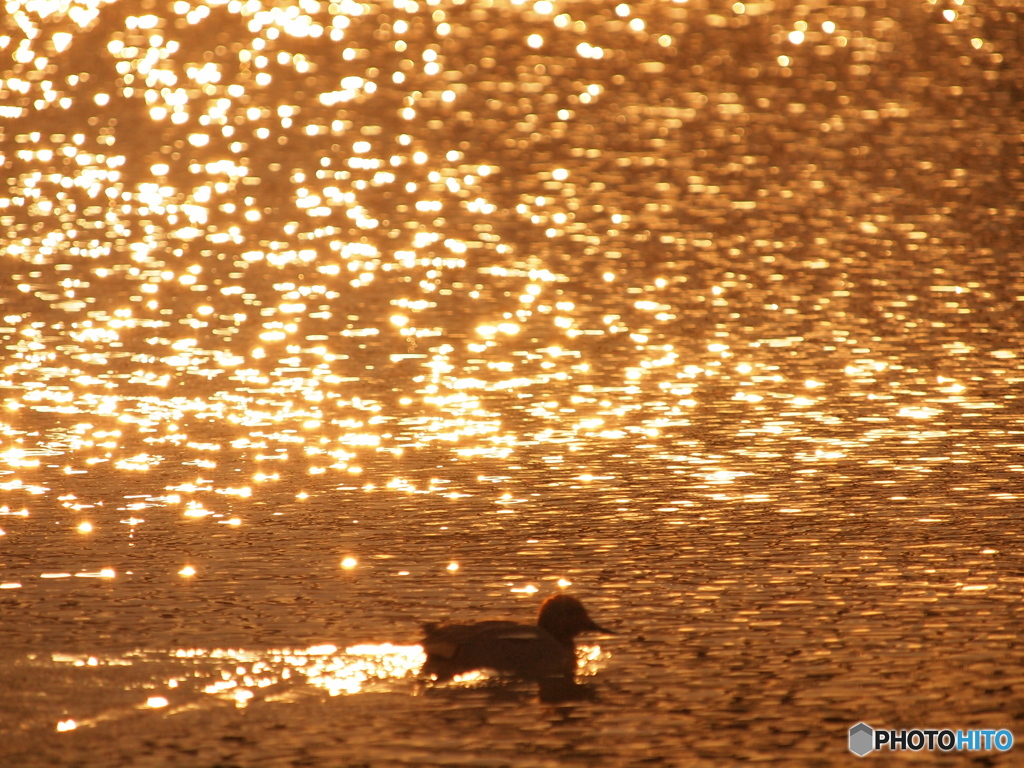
[419,595,612,682]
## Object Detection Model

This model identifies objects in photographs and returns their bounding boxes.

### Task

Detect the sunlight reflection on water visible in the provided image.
[47,640,610,732]
[2,0,1023,763]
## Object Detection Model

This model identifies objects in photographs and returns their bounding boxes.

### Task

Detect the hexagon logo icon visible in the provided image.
[849,722,874,757]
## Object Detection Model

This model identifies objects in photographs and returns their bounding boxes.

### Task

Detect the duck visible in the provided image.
[419,594,614,682]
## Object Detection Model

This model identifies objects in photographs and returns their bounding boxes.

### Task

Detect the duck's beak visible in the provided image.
[585,618,616,635]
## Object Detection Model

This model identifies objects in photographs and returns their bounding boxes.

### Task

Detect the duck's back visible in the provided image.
[421,620,577,681]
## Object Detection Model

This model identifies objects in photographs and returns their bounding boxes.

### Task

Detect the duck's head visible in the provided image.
[537,594,614,644]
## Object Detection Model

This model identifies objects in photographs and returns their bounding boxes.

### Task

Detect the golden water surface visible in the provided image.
[2,0,1023,764]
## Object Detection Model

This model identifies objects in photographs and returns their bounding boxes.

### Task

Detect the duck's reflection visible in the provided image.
[418,674,601,705]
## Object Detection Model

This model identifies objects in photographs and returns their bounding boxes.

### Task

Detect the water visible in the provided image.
[2,0,1023,764]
